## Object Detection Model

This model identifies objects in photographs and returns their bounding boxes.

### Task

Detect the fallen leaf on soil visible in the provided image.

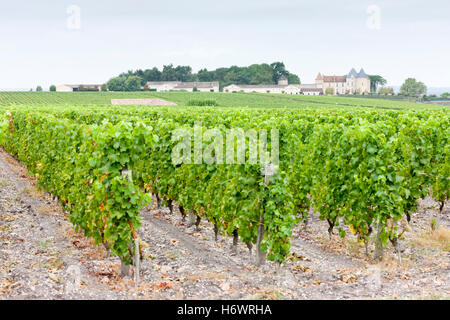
[144,253,156,260]
[153,211,165,218]
[337,268,357,274]
[341,274,358,283]
[48,273,63,283]
[160,266,171,274]
[289,252,311,262]
[399,274,411,280]
[293,264,313,273]
[139,239,150,249]
[155,281,173,290]
[0,279,15,295]
[175,289,184,299]
[219,282,231,291]
[0,215,17,221]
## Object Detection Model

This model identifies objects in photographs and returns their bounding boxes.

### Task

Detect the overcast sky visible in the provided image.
[1,0,449,90]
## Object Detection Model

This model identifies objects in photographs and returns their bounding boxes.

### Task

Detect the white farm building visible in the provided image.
[143,81,219,92]
[56,84,102,92]
[223,68,371,95]
[223,76,323,95]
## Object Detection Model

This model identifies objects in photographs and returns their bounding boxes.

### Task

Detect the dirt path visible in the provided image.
[0,148,449,299]
[0,149,131,299]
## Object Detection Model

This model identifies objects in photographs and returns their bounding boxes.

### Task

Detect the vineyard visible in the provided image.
[0,91,444,110]
[0,94,448,272]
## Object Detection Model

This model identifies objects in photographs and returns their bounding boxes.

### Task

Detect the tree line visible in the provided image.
[372,77,429,96]
[38,67,436,98]
[106,62,301,91]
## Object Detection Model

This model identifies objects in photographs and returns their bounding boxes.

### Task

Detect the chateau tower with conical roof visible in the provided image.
[315,68,370,95]
[277,75,288,86]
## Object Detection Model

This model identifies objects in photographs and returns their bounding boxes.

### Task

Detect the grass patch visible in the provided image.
[38,240,52,248]
[182,271,226,283]
[247,290,286,300]
[411,227,450,252]
[43,255,64,270]
[345,238,366,256]
[165,250,179,260]
[22,186,40,198]
[37,204,54,215]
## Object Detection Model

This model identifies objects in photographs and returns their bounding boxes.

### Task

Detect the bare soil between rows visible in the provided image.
[0,149,448,300]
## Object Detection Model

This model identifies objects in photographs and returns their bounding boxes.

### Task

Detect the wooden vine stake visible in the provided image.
[120,169,133,278]
[120,251,131,278]
[188,209,196,227]
[134,237,140,288]
[255,214,266,266]
[374,222,384,262]
[256,163,274,266]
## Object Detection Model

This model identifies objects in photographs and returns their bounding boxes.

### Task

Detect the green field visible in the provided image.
[0,91,448,265]
[0,91,446,110]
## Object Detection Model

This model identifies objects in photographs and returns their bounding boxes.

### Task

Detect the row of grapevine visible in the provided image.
[0,106,448,266]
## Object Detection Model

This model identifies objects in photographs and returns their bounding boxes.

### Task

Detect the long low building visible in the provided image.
[223,76,323,95]
[143,81,219,92]
[223,68,371,95]
[56,84,102,92]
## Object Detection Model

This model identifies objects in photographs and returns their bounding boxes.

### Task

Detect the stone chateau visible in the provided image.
[223,68,371,95]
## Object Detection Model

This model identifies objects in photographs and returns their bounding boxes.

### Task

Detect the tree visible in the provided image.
[441,92,450,99]
[36,86,43,92]
[107,62,302,91]
[125,76,142,91]
[223,69,239,87]
[325,88,334,95]
[287,73,301,84]
[49,85,56,92]
[247,64,273,84]
[101,84,108,92]
[369,75,387,93]
[143,67,162,83]
[174,65,193,82]
[270,62,288,84]
[400,78,427,96]
[107,76,127,91]
[161,64,177,81]
[197,68,214,82]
